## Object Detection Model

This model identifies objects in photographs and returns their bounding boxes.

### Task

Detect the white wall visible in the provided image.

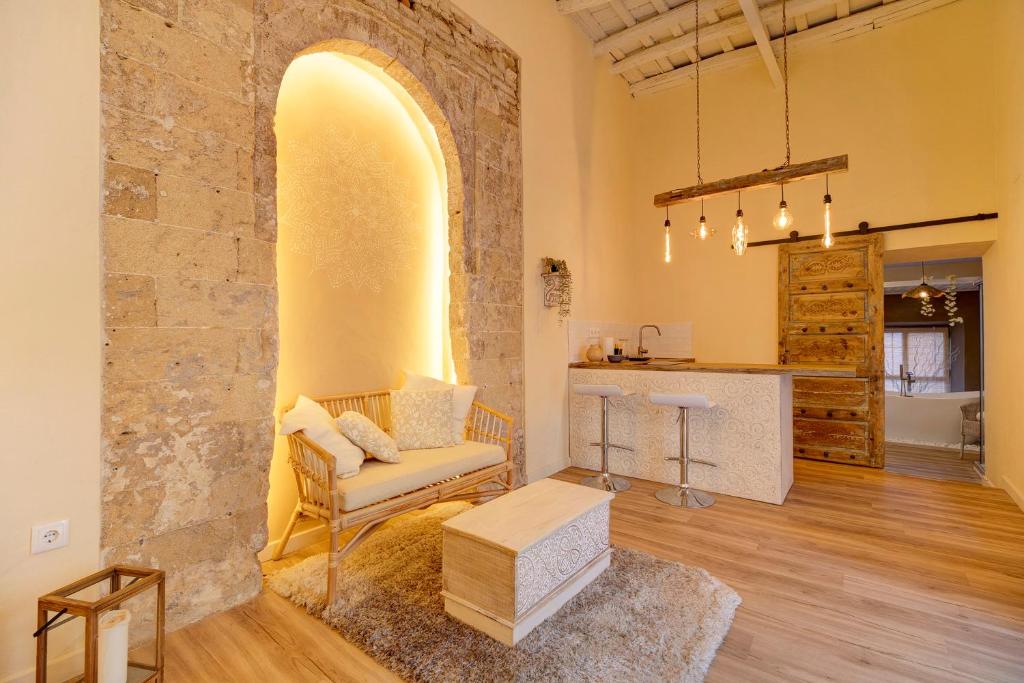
[0,1,102,680]
[450,0,636,482]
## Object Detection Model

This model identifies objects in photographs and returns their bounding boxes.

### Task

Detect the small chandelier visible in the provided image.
[902,262,945,301]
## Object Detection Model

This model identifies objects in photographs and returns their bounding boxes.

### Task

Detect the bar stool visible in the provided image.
[649,393,718,508]
[574,384,634,492]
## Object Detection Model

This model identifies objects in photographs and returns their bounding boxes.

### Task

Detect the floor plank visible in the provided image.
[164,460,1024,682]
[885,442,983,484]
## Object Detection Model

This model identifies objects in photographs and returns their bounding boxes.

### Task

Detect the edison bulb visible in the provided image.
[773,200,794,230]
[821,194,834,248]
[691,215,714,240]
[731,210,748,256]
[664,223,672,263]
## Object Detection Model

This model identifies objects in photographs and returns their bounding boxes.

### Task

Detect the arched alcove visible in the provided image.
[267,45,463,544]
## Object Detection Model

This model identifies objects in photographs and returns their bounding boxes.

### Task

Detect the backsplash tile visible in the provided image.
[568,320,693,362]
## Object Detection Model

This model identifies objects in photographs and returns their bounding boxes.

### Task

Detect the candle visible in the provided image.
[98,609,131,683]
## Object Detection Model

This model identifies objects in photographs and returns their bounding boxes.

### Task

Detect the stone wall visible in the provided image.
[100,0,523,630]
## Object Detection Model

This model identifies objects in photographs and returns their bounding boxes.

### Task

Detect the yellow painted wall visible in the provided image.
[627,0,998,365]
[451,0,637,482]
[267,53,451,545]
[0,2,102,680]
[983,0,1024,506]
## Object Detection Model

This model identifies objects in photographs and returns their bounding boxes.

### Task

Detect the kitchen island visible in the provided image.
[568,361,854,504]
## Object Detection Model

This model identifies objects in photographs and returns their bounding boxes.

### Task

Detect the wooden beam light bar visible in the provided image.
[653,154,848,208]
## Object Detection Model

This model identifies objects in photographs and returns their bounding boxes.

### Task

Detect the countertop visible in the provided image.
[568,360,856,377]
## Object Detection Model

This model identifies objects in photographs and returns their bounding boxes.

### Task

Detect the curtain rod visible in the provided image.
[745,212,998,248]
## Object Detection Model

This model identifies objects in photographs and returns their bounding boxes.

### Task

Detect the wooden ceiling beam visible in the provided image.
[737,0,784,88]
[555,0,611,13]
[631,0,960,96]
[610,0,835,76]
[654,155,848,208]
[593,0,734,56]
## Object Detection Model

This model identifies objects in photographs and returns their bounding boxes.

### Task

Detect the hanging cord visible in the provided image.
[695,0,702,185]
[782,0,791,168]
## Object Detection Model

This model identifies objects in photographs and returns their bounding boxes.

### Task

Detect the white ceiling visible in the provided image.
[555,0,962,96]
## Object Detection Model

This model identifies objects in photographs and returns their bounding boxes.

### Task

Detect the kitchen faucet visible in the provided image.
[637,324,662,358]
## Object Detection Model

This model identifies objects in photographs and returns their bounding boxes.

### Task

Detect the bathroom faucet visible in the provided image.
[637,324,662,358]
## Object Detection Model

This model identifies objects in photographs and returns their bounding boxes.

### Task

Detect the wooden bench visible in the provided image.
[275,390,514,604]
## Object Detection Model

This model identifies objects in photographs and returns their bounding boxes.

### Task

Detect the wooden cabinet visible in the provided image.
[780,235,884,467]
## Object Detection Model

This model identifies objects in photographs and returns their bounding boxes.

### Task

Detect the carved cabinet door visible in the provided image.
[779,234,885,467]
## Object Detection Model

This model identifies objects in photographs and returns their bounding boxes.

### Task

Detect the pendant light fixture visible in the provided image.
[664,207,672,263]
[902,262,945,301]
[691,199,715,240]
[690,0,714,242]
[821,174,835,249]
[732,192,748,256]
[773,0,795,232]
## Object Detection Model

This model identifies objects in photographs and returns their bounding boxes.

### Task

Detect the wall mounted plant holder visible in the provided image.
[541,258,572,319]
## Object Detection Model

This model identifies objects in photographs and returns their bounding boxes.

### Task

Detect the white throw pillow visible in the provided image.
[279,395,364,478]
[402,371,477,444]
[337,411,401,463]
[390,389,455,451]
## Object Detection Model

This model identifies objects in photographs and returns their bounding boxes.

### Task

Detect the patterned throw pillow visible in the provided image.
[402,371,477,444]
[390,388,456,451]
[337,411,401,463]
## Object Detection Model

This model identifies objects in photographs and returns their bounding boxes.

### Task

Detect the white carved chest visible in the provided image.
[441,478,612,646]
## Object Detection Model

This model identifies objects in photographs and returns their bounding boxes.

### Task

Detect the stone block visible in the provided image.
[103,420,272,545]
[105,274,158,327]
[236,237,275,285]
[101,507,266,630]
[104,215,238,281]
[104,161,157,220]
[102,52,254,149]
[157,174,255,236]
[181,0,254,53]
[104,326,260,381]
[155,278,273,328]
[103,0,250,99]
[104,106,253,192]
[103,373,274,440]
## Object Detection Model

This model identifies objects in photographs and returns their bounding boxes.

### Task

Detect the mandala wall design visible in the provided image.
[278,126,421,292]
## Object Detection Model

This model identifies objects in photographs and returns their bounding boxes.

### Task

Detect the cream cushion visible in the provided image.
[336,441,505,511]
[402,371,477,444]
[337,411,401,463]
[390,388,455,450]
[279,395,364,478]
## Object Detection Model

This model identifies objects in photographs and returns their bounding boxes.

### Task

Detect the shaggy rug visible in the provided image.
[268,502,740,683]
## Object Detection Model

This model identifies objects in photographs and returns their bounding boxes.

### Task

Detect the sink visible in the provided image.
[635,357,695,367]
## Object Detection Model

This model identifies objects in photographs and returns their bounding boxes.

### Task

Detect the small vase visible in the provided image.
[586,343,604,362]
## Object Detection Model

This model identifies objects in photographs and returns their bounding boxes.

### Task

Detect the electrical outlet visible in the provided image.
[31,520,69,554]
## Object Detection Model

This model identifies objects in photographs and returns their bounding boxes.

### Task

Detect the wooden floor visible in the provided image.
[885,442,984,484]
[164,460,1024,682]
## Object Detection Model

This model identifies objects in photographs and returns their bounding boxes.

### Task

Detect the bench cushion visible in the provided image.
[337,441,506,512]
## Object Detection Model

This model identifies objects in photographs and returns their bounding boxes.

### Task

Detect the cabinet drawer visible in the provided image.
[789,249,867,283]
[794,418,868,451]
[789,292,867,322]
[794,444,872,465]
[794,405,868,421]
[786,334,867,364]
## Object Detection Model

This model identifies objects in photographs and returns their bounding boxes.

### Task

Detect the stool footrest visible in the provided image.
[689,458,717,467]
[589,442,634,452]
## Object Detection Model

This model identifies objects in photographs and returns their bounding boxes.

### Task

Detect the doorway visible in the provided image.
[882,258,984,483]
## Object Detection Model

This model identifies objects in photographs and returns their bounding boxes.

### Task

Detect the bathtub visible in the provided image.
[885,391,980,447]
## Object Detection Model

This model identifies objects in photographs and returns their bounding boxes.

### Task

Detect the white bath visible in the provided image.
[885,391,980,447]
